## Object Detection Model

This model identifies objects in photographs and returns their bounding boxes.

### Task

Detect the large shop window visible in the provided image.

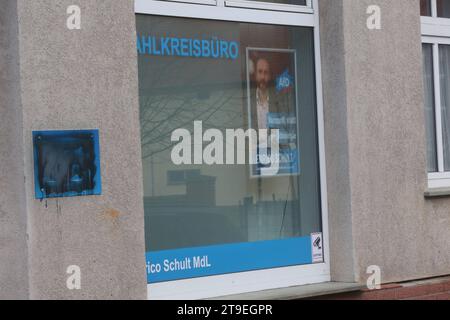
[421,0,450,188]
[136,0,328,299]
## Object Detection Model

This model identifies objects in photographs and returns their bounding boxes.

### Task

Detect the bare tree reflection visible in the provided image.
[140,89,244,161]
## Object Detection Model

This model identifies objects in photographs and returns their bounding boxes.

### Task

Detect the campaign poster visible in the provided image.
[246,48,300,178]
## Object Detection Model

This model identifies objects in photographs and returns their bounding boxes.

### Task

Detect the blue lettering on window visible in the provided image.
[137,34,239,60]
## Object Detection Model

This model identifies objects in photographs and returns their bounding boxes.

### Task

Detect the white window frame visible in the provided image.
[136,0,315,26]
[225,0,313,14]
[422,0,450,188]
[135,0,330,300]
[153,0,313,12]
[158,0,218,6]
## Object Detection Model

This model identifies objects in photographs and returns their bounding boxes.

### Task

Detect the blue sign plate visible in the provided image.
[33,130,101,199]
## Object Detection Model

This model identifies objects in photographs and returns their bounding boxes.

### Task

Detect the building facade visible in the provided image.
[0,0,449,300]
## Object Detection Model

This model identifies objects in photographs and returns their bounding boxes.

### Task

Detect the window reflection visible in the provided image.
[438,0,450,17]
[421,0,431,16]
[137,15,322,252]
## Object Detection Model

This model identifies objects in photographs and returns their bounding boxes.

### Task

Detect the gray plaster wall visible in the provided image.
[319,0,356,283]
[321,0,450,284]
[15,0,147,299]
[0,0,29,300]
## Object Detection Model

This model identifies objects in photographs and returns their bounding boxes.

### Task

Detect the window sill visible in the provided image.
[425,187,450,198]
[208,282,363,300]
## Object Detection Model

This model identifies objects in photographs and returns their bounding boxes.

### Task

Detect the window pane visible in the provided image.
[423,44,438,172]
[421,0,431,16]
[437,0,450,17]
[439,45,450,170]
[137,15,322,282]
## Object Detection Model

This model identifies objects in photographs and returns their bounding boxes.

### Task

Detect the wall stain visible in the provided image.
[100,208,124,235]
[103,208,121,220]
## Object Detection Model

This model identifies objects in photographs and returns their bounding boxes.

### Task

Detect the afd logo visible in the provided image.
[276,69,294,93]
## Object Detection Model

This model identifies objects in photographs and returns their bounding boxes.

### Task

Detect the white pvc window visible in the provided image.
[225,0,312,13]
[135,0,329,300]
[159,0,218,5]
[421,0,450,188]
[136,0,315,26]
[422,0,450,37]
[154,0,313,12]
